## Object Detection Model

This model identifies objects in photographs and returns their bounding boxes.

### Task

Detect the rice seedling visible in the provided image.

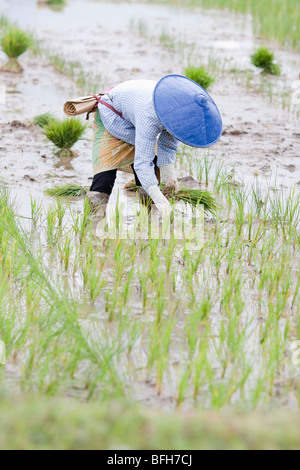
[33,112,57,129]
[55,198,67,231]
[46,0,66,5]
[185,65,215,89]
[46,206,58,247]
[0,15,10,30]
[30,196,42,228]
[251,47,281,76]
[43,118,87,157]
[70,198,91,246]
[2,96,300,443]
[155,319,175,394]
[58,234,73,271]
[87,262,106,304]
[0,25,33,73]
[178,0,300,51]
[46,51,104,95]
[48,54,71,75]
[48,182,218,214]
[126,181,218,215]
[126,322,142,356]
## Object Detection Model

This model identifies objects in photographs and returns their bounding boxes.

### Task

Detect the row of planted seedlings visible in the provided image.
[1,138,300,409]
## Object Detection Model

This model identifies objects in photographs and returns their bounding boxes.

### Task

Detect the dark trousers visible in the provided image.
[90,157,160,195]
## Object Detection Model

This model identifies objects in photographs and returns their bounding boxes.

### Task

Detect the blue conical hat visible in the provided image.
[153,74,223,148]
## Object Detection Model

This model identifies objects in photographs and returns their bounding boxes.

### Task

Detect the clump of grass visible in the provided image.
[2,397,300,450]
[33,112,57,129]
[251,47,281,75]
[0,15,10,29]
[129,18,148,37]
[45,184,87,198]
[43,118,87,157]
[159,29,176,50]
[125,181,218,215]
[176,188,218,214]
[185,65,215,89]
[0,25,33,73]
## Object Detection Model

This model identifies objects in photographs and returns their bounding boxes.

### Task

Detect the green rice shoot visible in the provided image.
[125,181,218,215]
[33,112,57,129]
[251,47,281,75]
[43,118,87,156]
[46,0,66,5]
[0,25,33,72]
[1,25,33,58]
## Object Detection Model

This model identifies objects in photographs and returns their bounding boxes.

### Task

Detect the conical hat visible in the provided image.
[153,74,223,148]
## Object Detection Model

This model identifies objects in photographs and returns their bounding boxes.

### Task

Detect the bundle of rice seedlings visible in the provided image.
[45,184,87,198]
[43,118,87,157]
[33,112,57,129]
[0,25,33,73]
[251,47,280,76]
[185,65,215,89]
[125,181,218,215]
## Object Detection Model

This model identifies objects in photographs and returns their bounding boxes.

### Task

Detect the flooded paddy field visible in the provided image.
[0,0,300,449]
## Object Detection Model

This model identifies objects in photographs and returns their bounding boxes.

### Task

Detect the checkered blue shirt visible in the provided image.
[98,80,179,191]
